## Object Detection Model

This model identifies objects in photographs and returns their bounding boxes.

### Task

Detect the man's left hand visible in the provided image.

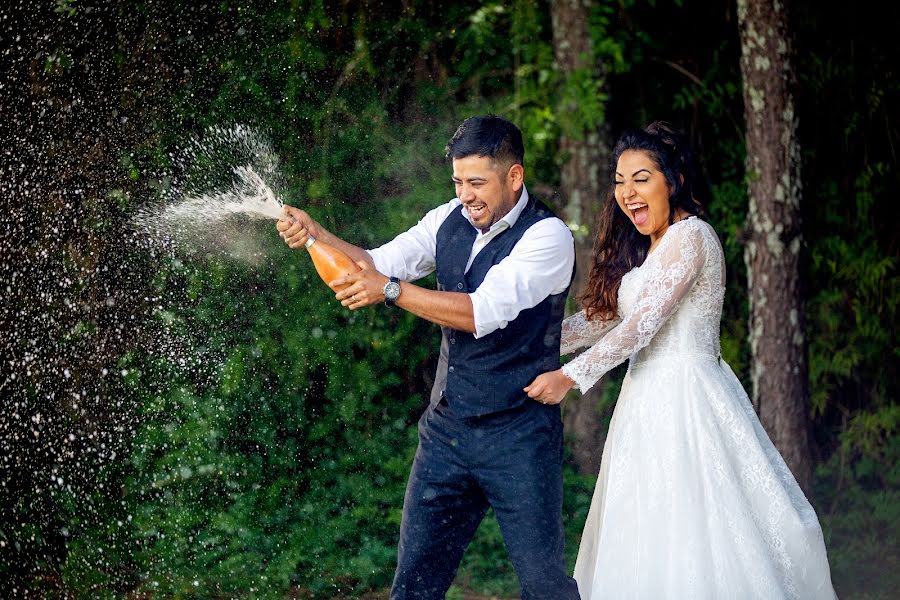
[524,369,576,405]
[332,262,390,310]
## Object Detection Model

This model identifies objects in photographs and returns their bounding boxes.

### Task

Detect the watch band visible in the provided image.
[384,276,401,307]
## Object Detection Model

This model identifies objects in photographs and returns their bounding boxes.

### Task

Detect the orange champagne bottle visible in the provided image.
[304,235,360,290]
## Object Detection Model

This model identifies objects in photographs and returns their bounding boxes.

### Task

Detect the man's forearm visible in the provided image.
[395,283,476,333]
[280,205,375,268]
[313,222,375,268]
[332,265,474,332]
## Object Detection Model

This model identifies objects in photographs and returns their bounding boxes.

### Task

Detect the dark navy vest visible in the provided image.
[429,196,573,417]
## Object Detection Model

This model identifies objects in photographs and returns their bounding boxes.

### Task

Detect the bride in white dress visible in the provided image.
[524,123,836,599]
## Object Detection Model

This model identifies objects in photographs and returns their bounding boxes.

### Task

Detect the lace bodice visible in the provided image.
[562,217,726,392]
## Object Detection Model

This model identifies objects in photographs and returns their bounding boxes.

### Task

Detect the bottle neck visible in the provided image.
[304,235,317,248]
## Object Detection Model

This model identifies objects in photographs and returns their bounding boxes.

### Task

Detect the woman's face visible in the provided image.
[614,149,673,240]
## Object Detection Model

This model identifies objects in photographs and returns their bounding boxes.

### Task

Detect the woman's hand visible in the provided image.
[524,369,576,405]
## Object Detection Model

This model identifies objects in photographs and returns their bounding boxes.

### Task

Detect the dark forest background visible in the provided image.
[0,1,897,598]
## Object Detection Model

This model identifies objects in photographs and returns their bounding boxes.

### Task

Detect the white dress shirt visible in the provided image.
[367,186,575,338]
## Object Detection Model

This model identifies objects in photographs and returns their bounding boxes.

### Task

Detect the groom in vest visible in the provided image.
[277,115,580,599]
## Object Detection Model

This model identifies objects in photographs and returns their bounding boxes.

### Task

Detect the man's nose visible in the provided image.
[460,186,476,201]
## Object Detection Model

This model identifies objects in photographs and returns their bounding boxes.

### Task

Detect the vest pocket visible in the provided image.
[446,365,543,416]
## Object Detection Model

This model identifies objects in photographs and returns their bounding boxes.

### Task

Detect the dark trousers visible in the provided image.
[390,399,581,600]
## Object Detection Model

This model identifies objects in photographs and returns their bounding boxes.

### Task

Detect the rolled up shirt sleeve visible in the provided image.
[468,218,575,339]
[366,201,456,281]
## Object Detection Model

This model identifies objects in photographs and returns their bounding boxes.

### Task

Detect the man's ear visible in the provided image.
[508,163,525,192]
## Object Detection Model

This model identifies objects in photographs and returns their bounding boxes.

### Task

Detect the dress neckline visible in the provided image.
[646,215,697,257]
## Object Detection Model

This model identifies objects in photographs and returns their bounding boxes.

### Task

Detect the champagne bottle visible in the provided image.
[304,235,360,290]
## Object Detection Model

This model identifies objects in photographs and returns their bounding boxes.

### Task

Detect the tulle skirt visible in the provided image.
[573,355,837,600]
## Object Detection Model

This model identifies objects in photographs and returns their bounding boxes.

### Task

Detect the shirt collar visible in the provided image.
[460,185,530,234]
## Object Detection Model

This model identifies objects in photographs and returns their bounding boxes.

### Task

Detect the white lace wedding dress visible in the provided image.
[561,217,836,599]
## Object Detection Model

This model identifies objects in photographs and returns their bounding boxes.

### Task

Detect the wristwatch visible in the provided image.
[383,276,401,307]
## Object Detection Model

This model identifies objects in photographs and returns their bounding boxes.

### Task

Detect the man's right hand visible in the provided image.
[278,205,320,249]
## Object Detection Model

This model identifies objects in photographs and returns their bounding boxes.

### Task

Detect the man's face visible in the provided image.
[451,155,524,231]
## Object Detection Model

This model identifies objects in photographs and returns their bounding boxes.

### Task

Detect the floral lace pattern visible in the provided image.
[559,310,620,356]
[562,217,724,391]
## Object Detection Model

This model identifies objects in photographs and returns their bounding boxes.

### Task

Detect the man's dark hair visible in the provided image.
[444,115,525,167]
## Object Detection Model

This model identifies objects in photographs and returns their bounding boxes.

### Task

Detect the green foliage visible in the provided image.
[65,246,435,597]
[816,430,900,598]
[807,164,897,419]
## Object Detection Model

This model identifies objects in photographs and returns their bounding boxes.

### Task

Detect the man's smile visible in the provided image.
[464,202,488,220]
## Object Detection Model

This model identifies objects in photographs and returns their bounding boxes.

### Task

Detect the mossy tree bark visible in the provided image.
[737,0,812,492]
[550,0,612,476]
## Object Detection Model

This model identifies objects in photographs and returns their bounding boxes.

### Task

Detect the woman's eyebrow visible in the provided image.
[614,168,652,178]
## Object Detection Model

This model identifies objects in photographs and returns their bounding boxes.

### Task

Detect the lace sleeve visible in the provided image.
[562,220,708,392]
[560,310,621,355]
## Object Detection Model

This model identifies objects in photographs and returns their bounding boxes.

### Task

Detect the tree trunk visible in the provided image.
[550,0,611,476]
[737,0,812,492]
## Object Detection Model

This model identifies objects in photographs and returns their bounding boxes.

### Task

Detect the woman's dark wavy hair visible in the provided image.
[581,121,707,321]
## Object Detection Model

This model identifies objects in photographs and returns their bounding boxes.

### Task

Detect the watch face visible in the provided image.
[385,281,401,300]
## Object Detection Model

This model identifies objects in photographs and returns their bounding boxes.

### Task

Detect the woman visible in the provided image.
[524,123,836,599]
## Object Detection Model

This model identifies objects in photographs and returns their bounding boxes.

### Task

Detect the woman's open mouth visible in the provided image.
[626,202,649,226]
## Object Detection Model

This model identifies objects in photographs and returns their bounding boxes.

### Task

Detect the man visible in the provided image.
[277,115,580,599]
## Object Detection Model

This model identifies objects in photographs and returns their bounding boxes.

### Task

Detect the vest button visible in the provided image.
[450,337,456,344]
[448,366,455,372]
[456,282,464,290]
